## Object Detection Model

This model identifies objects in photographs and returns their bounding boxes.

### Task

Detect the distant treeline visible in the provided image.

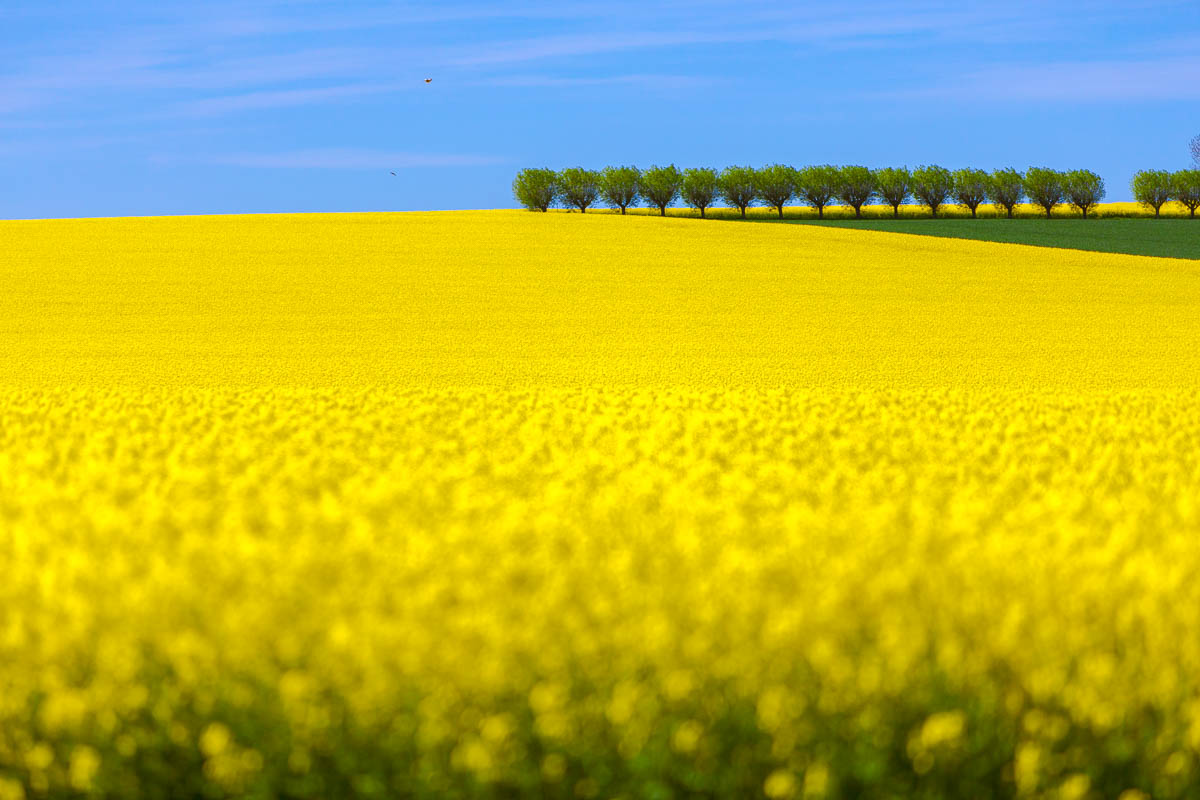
[513,166,1200,219]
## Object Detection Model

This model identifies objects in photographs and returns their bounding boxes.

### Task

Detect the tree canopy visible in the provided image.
[875,168,910,217]
[558,168,601,213]
[836,166,877,219]
[512,168,560,212]
[988,169,1025,219]
[599,166,640,214]
[1063,170,1105,219]
[719,166,759,219]
[1131,170,1173,217]
[952,169,989,218]
[1173,170,1200,219]
[911,165,954,218]
[1024,168,1064,218]
[640,165,683,216]
[681,168,720,218]
[754,165,795,219]
[795,165,840,218]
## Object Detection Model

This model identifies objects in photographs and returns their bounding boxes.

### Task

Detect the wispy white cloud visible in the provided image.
[0,132,156,158]
[471,73,721,89]
[445,31,736,66]
[437,5,1100,67]
[879,55,1200,103]
[168,83,398,117]
[190,148,507,169]
[1,0,1193,124]
[4,45,404,94]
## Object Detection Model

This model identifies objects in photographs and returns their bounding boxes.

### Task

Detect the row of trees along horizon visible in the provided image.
[513,166,1200,219]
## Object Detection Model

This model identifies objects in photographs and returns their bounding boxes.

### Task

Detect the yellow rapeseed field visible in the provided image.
[1,210,1199,798]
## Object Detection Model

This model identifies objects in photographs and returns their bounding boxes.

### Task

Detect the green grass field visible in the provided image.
[612,203,1199,259]
[777,218,1200,260]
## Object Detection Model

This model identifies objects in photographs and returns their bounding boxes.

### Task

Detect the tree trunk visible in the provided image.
[1045,206,1052,219]
[777,205,783,218]
[893,205,900,218]
[1007,207,1013,219]
[1082,207,1087,219]
[740,206,746,219]
[580,207,586,213]
[700,207,706,219]
[1155,206,1161,218]
[1191,207,1196,218]
[817,206,823,219]
[854,205,862,219]
[971,207,977,218]
[620,206,626,215]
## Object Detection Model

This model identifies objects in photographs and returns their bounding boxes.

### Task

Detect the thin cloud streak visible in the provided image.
[197,149,508,169]
[438,7,1082,67]
[471,73,722,89]
[169,84,399,117]
[3,46,405,94]
[879,55,1200,103]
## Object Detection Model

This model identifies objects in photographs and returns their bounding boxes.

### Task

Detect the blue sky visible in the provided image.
[2,0,1198,218]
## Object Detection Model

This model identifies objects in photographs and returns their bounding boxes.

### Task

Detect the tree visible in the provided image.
[558,167,600,213]
[875,167,910,217]
[640,165,683,216]
[1024,167,1064,218]
[599,165,640,214]
[987,169,1025,219]
[1173,170,1200,218]
[1062,169,1105,219]
[910,165,953,217]
[795,165,840,218]
[1131,170,1173,217]
[754,164,795,218]
[836,165,877,219]
[952,168,989,218]
[719,166,759,219]
[512,168,560,212]
[681,168,720,218]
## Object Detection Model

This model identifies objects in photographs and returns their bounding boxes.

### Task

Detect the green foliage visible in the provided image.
[558,167,601,213]
[719,166,759,218]
[754,165,796,218]
[512,168,560,212]
[911,165,954,218]
[599,165,641,214]
[1024,168,1065,218]
[681,168,720,218]
[952,168,990,218]
[875,167,911,217]
[515,165,1132,222]
[1131,170,1174,217]
[988,169,1025,219]
[836,166,877,219]
[641,165,683,216]
[1063,170,1105,219]
[1173,170,1200,218]
[795,165,840,218]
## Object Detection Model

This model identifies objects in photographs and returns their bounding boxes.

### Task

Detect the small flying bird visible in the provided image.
[390,172,396,176]
[424,78,432,83]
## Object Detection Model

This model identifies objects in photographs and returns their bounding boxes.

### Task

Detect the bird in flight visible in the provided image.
[424,78,432,83]
[390,172,397,176]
